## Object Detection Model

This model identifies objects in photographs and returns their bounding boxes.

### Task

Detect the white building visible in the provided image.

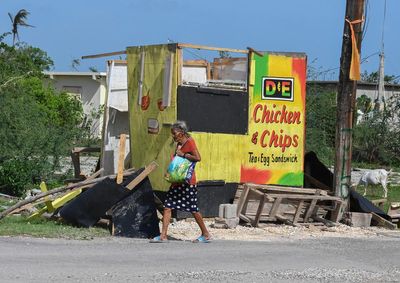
[43,71,107,137]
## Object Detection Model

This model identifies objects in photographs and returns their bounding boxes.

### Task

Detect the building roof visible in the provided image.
[43,71,107,80]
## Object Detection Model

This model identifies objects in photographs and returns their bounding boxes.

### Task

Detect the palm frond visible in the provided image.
[8,12,13,23]
[8,9,34,45]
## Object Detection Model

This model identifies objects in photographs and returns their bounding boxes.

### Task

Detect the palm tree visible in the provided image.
[8,9,34,45]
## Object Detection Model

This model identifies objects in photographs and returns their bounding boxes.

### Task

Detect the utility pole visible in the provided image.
[334,1,365,202]
[376,51,386,109]
[376,0,387,110]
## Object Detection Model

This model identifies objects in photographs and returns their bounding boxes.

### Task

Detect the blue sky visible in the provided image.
[1,0,399,80]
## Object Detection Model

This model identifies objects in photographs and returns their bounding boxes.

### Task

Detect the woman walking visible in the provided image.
[151,121,211,243]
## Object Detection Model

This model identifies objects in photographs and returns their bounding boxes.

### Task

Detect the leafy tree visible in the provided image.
[356,94,372,114]
[0,40,84,196]
[8,9,34,46]
[353,93,400,166]
[361,71,399,84]
[305,83,337,165]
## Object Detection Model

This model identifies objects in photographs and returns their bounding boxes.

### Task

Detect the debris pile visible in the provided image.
[234,183,344,227]
[0,162,160,238]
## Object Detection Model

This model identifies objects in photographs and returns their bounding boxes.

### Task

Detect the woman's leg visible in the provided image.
[160,208,172,240]
[192,211,210,239]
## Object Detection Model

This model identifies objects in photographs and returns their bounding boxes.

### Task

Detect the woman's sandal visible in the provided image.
[149,235,169,243]
[192,235,211,243]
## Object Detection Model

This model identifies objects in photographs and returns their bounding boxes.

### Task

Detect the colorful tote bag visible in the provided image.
[165,156,196,183]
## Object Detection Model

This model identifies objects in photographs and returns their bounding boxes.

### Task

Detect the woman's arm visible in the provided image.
[176,148,201,162]
[184,148,201,162]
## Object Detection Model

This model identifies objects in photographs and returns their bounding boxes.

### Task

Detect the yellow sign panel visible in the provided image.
[240,53,307,186]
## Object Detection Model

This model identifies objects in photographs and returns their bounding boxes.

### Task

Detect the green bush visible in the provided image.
[353,94,400,167]
[305,83,400,168]
[0,40,84,196]
[305,84,336,165]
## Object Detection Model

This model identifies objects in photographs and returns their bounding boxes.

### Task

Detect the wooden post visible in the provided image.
[116,134,126,184]
[334,0,365,203]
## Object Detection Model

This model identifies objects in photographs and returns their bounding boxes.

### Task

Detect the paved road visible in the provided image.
[1,235,400,282]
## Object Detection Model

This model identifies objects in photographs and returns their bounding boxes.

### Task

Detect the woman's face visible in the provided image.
[171,128,184,143]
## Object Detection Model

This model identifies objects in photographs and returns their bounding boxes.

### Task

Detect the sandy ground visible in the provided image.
[166,220,400,242]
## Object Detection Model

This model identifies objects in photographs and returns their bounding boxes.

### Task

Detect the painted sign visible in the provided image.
[127,44,307,191]
[240,52,306,186]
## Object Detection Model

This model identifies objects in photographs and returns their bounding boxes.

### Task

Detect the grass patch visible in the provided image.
[0,215,110,239]
[354,185,400,213]
[0,197,110,239]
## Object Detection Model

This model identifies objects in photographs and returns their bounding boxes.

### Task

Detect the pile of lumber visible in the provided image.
[234,183,344,227]
[0,162,157,221]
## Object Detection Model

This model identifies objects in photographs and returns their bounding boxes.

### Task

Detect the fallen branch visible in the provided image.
[0,193,18,200]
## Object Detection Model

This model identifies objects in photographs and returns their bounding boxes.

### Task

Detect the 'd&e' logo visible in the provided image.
[261,77,294,101]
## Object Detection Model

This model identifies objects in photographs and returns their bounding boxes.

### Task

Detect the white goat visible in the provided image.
[358,169,392,198]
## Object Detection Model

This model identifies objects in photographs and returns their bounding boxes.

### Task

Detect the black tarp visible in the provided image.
[59,176,131,227]
[112,176,160,238]
[304,151,334,191]
[349,189,392,221]
[59,168,160,237]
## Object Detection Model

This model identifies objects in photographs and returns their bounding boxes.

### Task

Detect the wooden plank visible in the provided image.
[39,182,54,212]
[330,201,344,223]
[28,189,83,220]
[206,62,211,80]
[107,59,127,65]
[233,186,328,205]
[116,134,126,184]
[247,47,264,57]
[236,185,250,217]
[239,213,252,224]
[253,194,267,227]
[125,161,158,190]
[248,188,265,198]
[11,203,35,214]
[183,60,208,66]
[245,184,328,196]
[269,196,283,218]
[177,43,248,54]
[0,193,18,200]
[304,199,318,222]
[82,50,126,59]
[177,48,183,85]
[371,212,397,230]
[293,200,304,224]
[264,194,342,201]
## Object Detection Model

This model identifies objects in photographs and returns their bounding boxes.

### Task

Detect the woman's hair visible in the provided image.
[171,120,189,134]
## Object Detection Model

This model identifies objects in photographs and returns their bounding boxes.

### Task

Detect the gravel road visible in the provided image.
[1,233,400,283]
